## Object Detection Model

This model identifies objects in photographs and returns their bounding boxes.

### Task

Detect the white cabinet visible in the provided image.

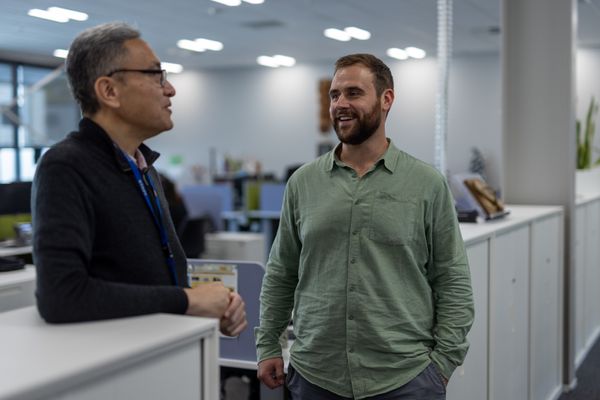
[584,201,600,348]
[457,205,564,400]
[575,196,600,367]
[0,307,220,400]
[574,205,586,363]
[489,225,530,400]
[203,232,266,265]
[55,344,202,400]
[446,240,489,400]
[530,215,563,400]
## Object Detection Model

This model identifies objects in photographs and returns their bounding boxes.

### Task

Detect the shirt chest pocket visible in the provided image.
[369,192,417,246]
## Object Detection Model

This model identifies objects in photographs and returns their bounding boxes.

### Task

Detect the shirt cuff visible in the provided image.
[254,326,283,362]
[430,351,457,379]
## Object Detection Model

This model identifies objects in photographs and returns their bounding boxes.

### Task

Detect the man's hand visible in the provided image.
[257,357,285,389]
[183,283,230,318]
[220,292,248,336]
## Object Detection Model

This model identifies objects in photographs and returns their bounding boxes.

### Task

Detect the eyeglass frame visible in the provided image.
[106,68,168,87]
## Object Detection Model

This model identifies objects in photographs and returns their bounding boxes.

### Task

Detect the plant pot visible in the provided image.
[576,167,600,197]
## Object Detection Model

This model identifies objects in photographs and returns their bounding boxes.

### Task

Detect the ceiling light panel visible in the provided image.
[177,38,223,52]
[273,55,295,67]
[161,62,183,73]
[386,48,408,60]
[257,56,279,68]
[325,27,370,42]
[210,0,242,6]
[27,9,69,23]
[47,7,88,21]
[195,38,223,51]
[53,49,69,59]
[257,55,296,68]
[242,0,265,4]
[324,28,351,42]
[405,47,426,59]
[28,7,87,23]
[344,27,370,40]
[177,39,206,52]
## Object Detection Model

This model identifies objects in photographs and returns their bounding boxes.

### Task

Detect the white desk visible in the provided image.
[0,244,32,257]
[0,265,35,312]
[0,307,219,400]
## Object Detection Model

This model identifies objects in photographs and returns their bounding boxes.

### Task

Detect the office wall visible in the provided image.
[149,64,327,183]
[148,53,502,189]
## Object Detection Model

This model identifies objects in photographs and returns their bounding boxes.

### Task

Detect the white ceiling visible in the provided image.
[0,0,598,71]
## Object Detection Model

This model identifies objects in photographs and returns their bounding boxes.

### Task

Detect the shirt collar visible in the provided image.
[324,138,400,174]
[119,147,149,171]
[76,118,160,172]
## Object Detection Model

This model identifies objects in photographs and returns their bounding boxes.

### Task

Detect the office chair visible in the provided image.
[177,216,213,258]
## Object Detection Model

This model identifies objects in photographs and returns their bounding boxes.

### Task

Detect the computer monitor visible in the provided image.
[0,182,32,215]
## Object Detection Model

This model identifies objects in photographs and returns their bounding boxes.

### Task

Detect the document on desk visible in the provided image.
[188,261,238,293]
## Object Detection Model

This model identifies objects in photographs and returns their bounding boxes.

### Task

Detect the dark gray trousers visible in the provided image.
[286,363,446,400]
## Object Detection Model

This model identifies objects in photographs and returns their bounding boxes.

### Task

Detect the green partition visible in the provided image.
[0,214,32,240]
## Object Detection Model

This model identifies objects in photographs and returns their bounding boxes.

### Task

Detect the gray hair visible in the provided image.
[66,22,140,115]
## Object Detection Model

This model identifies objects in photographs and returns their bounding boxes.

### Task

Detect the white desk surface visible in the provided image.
[576,192,600,206]
[0,307,218,400]
[459,204,564,246]
[0,244,32,257]
[0,265,35,287]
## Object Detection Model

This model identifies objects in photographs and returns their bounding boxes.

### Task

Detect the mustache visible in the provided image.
[334,110,356,118]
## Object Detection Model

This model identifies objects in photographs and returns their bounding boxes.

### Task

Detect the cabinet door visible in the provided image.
[530,215,562,400]
[574,205,586,364]
[55,343,203,400]
[489,226,529,400]
[584,201,600,347]
[446,240,489,400]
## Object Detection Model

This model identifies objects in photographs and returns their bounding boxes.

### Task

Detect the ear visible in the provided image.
[381,88,394,113]
[94,77,121,110]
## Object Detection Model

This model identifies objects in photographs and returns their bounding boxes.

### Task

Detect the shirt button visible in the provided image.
[352,231,358,235]
[349,348,354,353]
[350,258,356,264]
[349,286,355,292]
[349,315,354,320]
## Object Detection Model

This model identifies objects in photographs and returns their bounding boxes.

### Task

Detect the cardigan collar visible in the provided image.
[72,118,160,172]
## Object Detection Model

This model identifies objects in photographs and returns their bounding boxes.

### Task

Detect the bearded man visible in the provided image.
[256,53,474,400]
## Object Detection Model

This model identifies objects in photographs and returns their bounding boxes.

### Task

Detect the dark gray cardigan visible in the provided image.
[32,118,188,323]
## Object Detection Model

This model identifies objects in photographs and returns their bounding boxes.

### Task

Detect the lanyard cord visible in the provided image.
[121,151,179,286]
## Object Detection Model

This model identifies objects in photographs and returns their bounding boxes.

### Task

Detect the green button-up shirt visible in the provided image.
[256,141,474,399]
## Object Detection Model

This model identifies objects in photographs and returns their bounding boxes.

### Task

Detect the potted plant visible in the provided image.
[576,96,599,170]
[576,97,600,196]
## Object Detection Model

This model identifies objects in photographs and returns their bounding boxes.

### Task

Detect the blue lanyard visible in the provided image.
[122,151,179,286]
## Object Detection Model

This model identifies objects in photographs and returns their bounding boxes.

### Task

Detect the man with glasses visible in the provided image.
[32,22,247,337]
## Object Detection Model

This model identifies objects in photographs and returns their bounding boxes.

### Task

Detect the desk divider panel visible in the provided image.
[259,183,286,212]
[187,258,264,363]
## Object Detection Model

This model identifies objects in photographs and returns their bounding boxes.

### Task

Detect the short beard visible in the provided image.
[333,100,381,145]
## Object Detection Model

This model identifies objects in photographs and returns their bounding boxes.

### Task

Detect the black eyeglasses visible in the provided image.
[106,68,168,87]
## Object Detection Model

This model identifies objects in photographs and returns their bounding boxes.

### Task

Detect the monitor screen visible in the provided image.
[0,182,32,215]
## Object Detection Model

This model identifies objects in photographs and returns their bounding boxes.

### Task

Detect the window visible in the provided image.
[0,64,13,148]
[0,61,78,183]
